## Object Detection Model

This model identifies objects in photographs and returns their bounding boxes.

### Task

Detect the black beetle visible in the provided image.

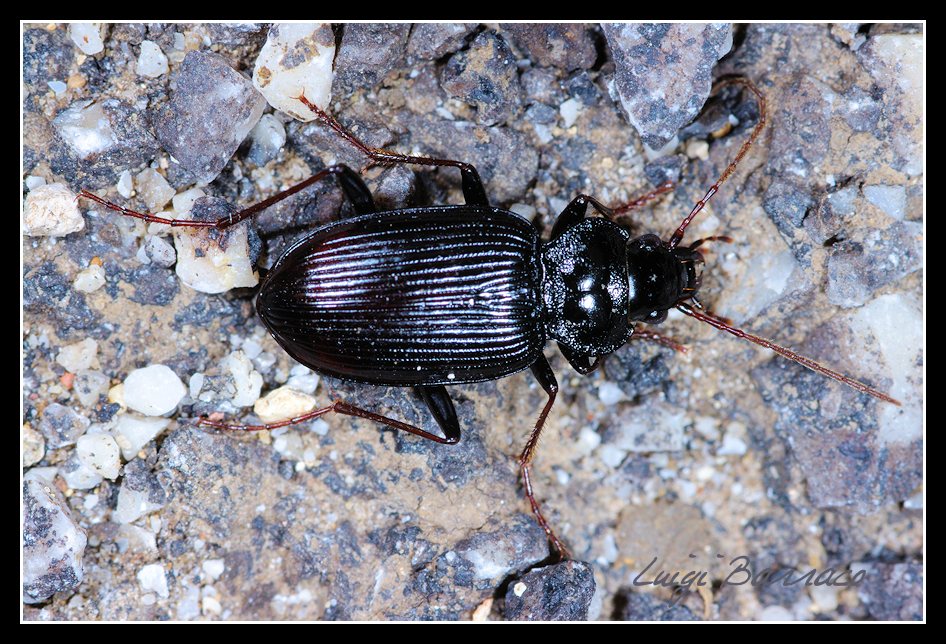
[79,80,898,559]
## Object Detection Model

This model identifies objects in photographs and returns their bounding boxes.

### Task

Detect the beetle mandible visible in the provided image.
[79,78,899,560]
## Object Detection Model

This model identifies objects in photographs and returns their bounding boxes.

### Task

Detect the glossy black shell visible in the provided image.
[257,206,544,386]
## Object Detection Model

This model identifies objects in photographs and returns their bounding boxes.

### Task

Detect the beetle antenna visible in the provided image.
[676,302,901,406]
[668,78,767,250]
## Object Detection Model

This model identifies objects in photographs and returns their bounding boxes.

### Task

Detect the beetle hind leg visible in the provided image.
[197,386,461,445]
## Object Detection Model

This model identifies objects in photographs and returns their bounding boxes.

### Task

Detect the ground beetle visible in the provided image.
[80,78,899,559]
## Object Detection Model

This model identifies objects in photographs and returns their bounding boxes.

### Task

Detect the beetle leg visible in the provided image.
[197,398,461,444]
[610,181,676,216]
[558,343,602,375]
[630,328,689,353]
[519,356,570,560]
[78,164,375,230]
[413,385,461,444]
[550,195,591,240]
[297,95,490,207]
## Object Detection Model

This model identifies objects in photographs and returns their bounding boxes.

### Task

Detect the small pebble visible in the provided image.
[254,386,317,423]
[576,426,602,454]
[173,199,258,294]
[286,364,319,395]
[23,424,46,467]
[24,183,85,237]
[47,80,67,96]
[273,431,305,460]
[137,40,169,78]
[153,51,266,184]
[202,559,225,581]
[253,23,336,120]
[38,403,90,448]
[23,479,88,603]
[123,365,187,416]
[222,351,264,407]
[24,175,46,190]
[60,453,103,490]
[137,564,169,599]
[55,338,99,373]
[114,484,162,524]
[112,413,171,460]
[559,98,582,128]
[135,168,176,212]
[247,113,287,165]
[73,263,106,293]
[145,235,176,268]
[76,433,121,479]
[717,433,747,456]
[73,370,110,407]
[52,101,116,159]
[69,23,104,55]
[171,187,205,216]
[116,170,134,198]
[598,382,626,405]
[202,595,222,615]
[116,524,157,554]
[108,383,126,411]
[685,139,709,160]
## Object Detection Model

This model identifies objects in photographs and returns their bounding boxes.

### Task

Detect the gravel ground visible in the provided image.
[22,22,923,621]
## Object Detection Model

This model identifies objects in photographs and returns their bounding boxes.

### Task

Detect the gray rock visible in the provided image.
[752,358,921,513]
[333,24,410,94]
[407,23,476,61]
[505,560,596,620]
[23,479,88,603]
[23,27,73,90]
[500,23,597,71]
[50,99,159,191]
[396,113,539,203]
[825,222,922,308]
[620,591,700,620]
[153,51,266,184]
[207,23,268,47]
[857,562,922,621]
[38,403,91,449]
[441,31,522,126]
[606,343,672,400]
[603,23,732,150]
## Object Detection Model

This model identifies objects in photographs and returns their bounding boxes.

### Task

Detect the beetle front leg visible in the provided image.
[519,356,570,560]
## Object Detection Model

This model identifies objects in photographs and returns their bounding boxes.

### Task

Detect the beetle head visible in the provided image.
[626,234,704,324]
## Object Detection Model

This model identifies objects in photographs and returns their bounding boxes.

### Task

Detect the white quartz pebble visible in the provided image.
[24,183,85,237]
[253,23,335,121]
[112,414,171,460]
[137,564,169,598]
[56,338,99,373]
[123,365,186,416]
[73,264,106,293]
[76,433,122,479]
[70,23,104,55]
[254,386,317,423]
[137,40,169,78]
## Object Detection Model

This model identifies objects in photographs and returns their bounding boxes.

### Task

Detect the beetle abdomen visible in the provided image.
[258,207,545,385]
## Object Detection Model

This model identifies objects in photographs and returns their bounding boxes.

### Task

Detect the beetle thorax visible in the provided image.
[541,218,632,356]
